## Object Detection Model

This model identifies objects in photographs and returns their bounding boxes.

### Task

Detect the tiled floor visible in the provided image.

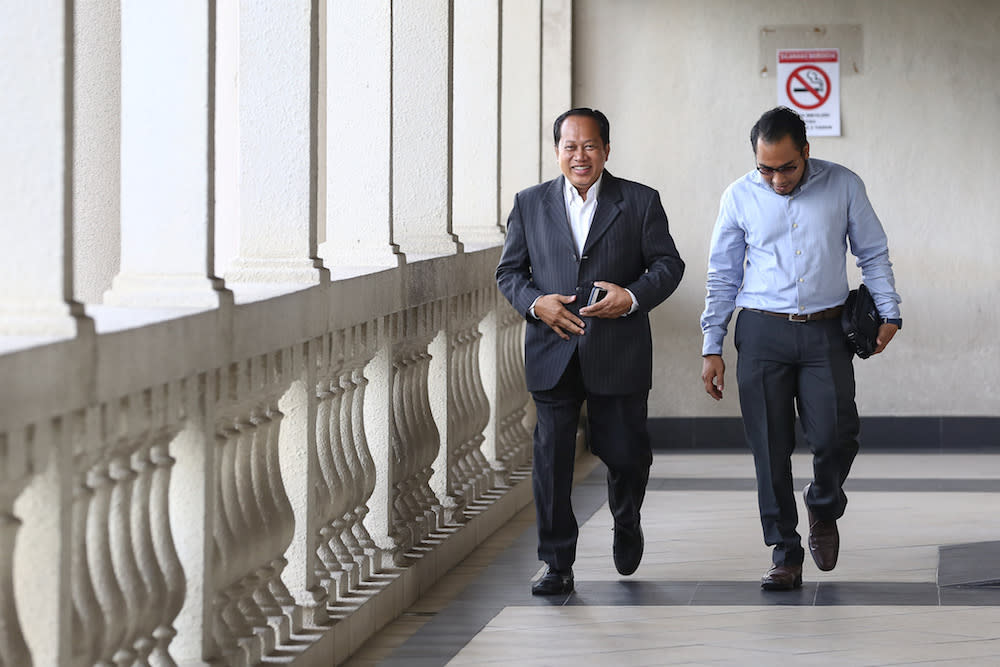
[346,450,1000,666]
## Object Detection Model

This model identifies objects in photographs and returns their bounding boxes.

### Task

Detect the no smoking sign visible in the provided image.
[777,49,840,136]
[787,65,830,109]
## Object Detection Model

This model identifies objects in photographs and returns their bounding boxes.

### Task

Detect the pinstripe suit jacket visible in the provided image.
[496,171,684,394]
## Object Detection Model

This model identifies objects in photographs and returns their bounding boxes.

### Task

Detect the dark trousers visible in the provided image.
[530,351,652,571]
[735,309,860,567]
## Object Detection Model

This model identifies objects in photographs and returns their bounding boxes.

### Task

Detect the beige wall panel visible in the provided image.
[574,0,1000,417]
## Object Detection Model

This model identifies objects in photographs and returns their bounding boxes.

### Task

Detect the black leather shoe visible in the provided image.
[613,522,644,576]
[761,563,803,590]
[531,566,574,595]
[804,483,839,571]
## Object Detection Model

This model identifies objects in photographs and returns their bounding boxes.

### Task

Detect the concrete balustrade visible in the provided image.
[1,258,533,665]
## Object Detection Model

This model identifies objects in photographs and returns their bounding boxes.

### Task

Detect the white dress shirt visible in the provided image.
[564,173,603,254]
[700,158,901,356]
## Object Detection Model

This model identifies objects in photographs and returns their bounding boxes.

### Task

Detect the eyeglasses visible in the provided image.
[757,162,800,176]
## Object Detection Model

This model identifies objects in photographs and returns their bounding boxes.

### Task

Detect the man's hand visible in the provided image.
[872,323,898,355]
[534,293,585,340]
[579,281,632,319]
[701,355,726,400]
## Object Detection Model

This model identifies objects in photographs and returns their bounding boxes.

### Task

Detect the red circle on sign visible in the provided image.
[785,65,831,110]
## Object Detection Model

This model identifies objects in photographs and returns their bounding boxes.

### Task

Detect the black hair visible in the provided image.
[553,108,611,146]
[750,106,808,154]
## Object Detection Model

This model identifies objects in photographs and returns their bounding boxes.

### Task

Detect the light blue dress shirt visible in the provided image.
[701,158,901,356]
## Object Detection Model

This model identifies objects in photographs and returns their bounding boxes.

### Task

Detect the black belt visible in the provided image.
[745,306,843,322]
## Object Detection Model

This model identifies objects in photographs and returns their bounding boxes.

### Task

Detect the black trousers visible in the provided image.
[735,309,860,567]
[530,351,652,571]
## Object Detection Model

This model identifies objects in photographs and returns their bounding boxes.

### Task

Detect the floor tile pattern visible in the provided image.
[347,451,1000,666]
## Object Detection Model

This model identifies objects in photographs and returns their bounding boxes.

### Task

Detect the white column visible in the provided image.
[392,0,463,260]
[541,0,573,182]
[223,0,328,290]
[500,0,542,219]
[0,1,91,337]
[73,0,123,305]
[452,0,504,249]
[214,0,239,277]
[104,1,231,309]
[320,1,401,273]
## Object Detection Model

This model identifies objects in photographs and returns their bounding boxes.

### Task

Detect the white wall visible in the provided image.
[574,0,1000,418]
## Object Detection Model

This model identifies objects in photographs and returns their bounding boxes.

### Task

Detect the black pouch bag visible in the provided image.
[841,284,880,359]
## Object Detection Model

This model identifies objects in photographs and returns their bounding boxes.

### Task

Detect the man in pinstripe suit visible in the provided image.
[496,108,685,595]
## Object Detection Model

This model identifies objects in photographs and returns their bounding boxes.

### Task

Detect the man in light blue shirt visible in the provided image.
[700,107,901,591]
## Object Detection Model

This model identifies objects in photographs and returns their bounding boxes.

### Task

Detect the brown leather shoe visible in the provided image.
[761,563,803,590]
[804,483,839,571]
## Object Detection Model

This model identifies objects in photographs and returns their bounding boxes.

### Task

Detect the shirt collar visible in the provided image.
[749,158,823,196]
[564,172,603,205]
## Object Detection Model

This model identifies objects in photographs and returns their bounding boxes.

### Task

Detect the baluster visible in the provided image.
[444,329,471,522]
[109,454,148,666]
[232,411,267,662]
[336,370,369,580]
[325,380,360,593]
[456,327,482,501]
[495,317,517,475]
[403,350,432,538]
[0,480,31,667]
[499,309,531,472]
[212,420,252,664]
[260,405,297,641]
[314,384,347,600]
[449,330,470,495]
[347,366,380,572]
[243,409,277,657]
[129,443,161,664]
[466,320,493,499]
[415,349,442,531]
[71,475,104,665]
[149,437,185,667]
[86,463,127,666]
[389,354,416,563]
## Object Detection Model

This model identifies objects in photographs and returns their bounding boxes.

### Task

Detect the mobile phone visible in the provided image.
[587,286,608,306]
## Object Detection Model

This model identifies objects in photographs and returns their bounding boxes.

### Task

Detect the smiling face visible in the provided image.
[555,115,610,198]
[755,135,809,195]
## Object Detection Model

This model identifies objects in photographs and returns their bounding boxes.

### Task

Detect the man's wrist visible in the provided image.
[529,296,541,320]
[624,288,638,316]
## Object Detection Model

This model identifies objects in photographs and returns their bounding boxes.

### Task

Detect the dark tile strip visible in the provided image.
[619,477,1000,493]
[563,581,950,607]
[648,416,1000,451]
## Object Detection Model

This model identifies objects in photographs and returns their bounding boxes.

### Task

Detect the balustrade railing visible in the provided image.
[0,248,531,666]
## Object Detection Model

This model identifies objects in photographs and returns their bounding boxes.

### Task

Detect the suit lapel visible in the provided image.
[542,176,576,251]
[583,171,623,255]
